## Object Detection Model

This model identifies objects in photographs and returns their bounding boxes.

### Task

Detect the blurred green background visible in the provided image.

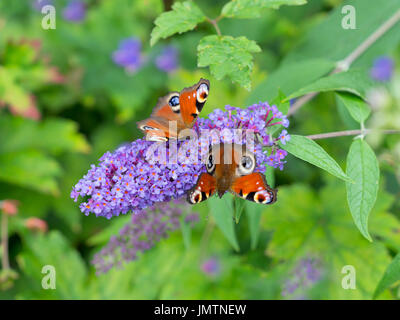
[0,0,399,299]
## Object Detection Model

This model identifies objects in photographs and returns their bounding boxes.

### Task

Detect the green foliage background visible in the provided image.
[0,0,399,299]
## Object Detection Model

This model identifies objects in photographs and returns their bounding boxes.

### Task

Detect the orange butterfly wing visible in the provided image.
[179,78,210,127]
[137,79,210,141]
[187,172,217,204]
[230,172,277,204]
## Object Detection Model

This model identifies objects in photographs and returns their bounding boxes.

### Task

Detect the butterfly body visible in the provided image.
[137,79,210,141]
[187,143,277,205]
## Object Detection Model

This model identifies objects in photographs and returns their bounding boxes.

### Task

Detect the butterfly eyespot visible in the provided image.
[254,190,272,204]
[168,95,180,113]
[168,95,180,107]
[190,189,202,204]
[196,83,209,103]
[238,154,255,175]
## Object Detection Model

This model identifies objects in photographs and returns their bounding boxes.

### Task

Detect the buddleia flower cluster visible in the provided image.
[92,199,198,274]
[71,101,290,219]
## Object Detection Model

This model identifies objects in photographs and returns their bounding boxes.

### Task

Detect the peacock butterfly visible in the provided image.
[187,143,277,205]
[137,78,210,142]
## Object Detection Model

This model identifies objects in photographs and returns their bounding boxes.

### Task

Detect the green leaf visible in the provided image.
[197,35,261,90]
[0,150,62,195]
[369,192,400,252]
[336,96,360,129]
[150,1,206,46]
[270,89,290,116]
[336,92,371,124]
[373,253,400,299]
[286,68,374,101]
[0,67,30,111]
[180,215,192,249]
[249,0,400,106]
[346,139,379,242]
[283,0,400,68]
[268,90,290,135]
[264,165,275,188]
[0,116,90,155]
[87,214,131,246]
[17,231,87,299]
[264,183,394,299]
[281,135,351,182]
[245,201,263,249]
[222,0,307,19]
[247,59,335,104]
[208,195,240,251]
[234,197,246,223]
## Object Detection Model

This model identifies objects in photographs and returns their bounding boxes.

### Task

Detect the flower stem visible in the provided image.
[306,129,400,140]
[288,8,400,117]
[1,213,9,270]
[199,218,215,260]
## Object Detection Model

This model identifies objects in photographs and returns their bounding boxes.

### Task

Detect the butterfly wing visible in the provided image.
[179,78,210,127]
[137,79,210,141]
[230,172,277,204]
[187,172,217,204]
[137,93,184,141]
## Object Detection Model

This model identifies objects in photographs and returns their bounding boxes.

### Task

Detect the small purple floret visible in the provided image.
[156,46,179,73]
[201,258,220,276]
[370,56,394,82]
[112,38,143,72]
[62,0,86,22]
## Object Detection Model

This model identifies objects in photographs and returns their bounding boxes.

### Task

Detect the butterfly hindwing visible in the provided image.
[187,172,217,204]
[230,172,277,204]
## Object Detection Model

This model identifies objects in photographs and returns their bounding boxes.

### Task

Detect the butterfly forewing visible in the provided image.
[137,79,210,141]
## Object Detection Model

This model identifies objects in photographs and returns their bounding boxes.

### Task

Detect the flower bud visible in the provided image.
[1,200,19,216]
[25,217,48,233]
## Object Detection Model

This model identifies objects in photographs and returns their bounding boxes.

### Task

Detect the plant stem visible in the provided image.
[306,129,400,140]
[162,0,173,11]
[1,213,9,270]
[206,17,222,36]
[287,8,400,117]
[337,9,400,70]
[199,218,215,260]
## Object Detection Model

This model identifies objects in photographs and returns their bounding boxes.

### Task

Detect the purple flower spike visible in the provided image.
[71,102,290,218]
[201,258,220,276]
[281,257,322,299]
[156,46,179,73]
[92,199,198,274]
[370,56,394,82]
[62,0,86,23]
[112,38,143,72]
[71,139,205,219]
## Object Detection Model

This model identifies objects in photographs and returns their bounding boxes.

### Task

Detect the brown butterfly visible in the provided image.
[137,78,210,142]
[187,143,277,205]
